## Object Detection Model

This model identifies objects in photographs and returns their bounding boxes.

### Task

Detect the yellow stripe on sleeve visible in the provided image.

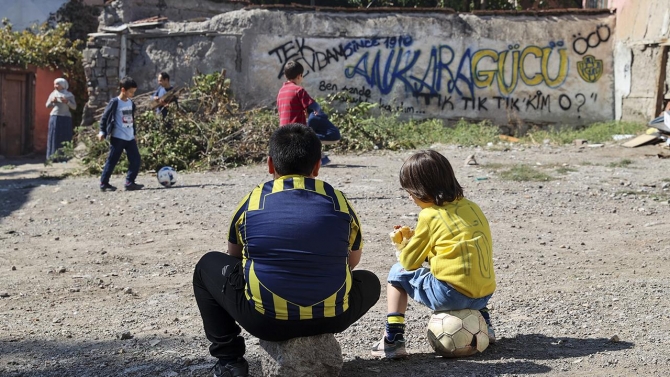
[230,192,251,218]
[235,212,246,248]
[247,186,263,211]
[334,190,349,213]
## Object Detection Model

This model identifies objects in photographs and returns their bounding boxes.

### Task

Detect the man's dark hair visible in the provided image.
[119,77,138,90]
[399,150,463,206]
[159,72,170,81]
[284,60,305,80]
[269,124,321,176]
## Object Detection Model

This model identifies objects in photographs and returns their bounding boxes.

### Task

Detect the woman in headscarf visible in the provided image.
[46,78,77,161]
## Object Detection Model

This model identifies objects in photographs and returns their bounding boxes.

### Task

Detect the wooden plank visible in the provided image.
[621,134,660,148]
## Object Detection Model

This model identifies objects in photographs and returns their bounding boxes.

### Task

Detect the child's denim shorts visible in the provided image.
[387,263,492,312]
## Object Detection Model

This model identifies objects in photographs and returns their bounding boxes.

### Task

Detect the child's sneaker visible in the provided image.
[100,183,117,192]
[487,326,496,344]
[321,155,331,166]
[371,333,408,359]
[124,182,144,191]
[212,357,248,377]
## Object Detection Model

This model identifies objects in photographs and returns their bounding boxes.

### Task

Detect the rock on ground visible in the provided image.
[259,334,343,377]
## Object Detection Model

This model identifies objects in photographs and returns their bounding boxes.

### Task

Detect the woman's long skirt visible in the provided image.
[46,115,73,161]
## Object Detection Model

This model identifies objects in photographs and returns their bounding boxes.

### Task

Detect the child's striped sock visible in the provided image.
[385,312,405,342]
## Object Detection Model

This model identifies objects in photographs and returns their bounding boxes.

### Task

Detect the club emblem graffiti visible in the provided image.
[576,55,603,83]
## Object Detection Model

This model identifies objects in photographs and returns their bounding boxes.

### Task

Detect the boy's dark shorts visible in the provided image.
[307,112,341,142]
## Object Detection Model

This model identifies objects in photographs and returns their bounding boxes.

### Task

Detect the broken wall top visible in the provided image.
[99,0,247,30]
[98,0,612,31]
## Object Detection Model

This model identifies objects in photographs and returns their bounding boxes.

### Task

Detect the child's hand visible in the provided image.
[97,133,105,141]
[389,225,414,254]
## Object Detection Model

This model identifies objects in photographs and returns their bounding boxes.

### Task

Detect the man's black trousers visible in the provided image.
[193,251,381,360]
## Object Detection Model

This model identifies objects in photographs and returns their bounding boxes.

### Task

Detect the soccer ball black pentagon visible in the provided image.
[157,166,178,187]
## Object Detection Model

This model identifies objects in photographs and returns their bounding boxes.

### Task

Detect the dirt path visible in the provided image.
[1,143,669,377]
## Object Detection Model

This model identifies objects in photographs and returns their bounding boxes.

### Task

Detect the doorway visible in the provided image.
[0,68,34,157]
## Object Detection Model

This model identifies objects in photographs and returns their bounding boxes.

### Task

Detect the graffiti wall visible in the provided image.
[244,13,615,125]
[84,9,616,126]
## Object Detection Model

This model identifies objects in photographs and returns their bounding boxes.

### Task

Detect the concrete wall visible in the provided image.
[610,0,670,121]
[85,8,616,126]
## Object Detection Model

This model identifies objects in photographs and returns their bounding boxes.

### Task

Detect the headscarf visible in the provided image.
[54,78,69,91]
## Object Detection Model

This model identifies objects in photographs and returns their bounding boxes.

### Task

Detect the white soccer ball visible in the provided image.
[426,309,490,357]
[157,166,178,187]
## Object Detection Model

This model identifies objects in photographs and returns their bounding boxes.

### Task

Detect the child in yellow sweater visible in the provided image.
[371,150,496,359]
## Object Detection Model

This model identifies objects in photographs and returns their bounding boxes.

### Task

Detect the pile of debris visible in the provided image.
[621,112,670,148]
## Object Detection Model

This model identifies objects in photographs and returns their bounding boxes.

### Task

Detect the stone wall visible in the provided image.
[84,8,616,126]
[82,35,123,125]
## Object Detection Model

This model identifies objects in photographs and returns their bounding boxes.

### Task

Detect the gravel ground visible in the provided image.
[1,142,670,377]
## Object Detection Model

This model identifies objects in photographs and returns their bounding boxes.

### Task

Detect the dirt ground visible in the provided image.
[1,141,670,377]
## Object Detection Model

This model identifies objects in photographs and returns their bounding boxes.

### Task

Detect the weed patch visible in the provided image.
[480,162,507,171]
[498,165,554,181]
[555,166,578,174]
[607,159,634,168]
[522,121,646,145]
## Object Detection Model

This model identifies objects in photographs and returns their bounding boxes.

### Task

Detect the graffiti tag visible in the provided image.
[572,25,610,55]
[472,44,569,96]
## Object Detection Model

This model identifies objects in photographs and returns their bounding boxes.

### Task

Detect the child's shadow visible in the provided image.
[339,334,633,376]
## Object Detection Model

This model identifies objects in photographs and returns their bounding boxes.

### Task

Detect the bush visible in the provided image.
[321,92,501,152]
[79,70,507,175]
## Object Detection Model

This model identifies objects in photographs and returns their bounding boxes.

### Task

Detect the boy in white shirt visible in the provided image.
[97,77,143,191]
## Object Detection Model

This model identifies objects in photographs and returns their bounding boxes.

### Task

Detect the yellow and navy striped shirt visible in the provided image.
[228,175,362,320]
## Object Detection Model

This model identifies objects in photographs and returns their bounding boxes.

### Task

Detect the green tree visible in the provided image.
[51,0,101,46]
[0,20,87,128]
